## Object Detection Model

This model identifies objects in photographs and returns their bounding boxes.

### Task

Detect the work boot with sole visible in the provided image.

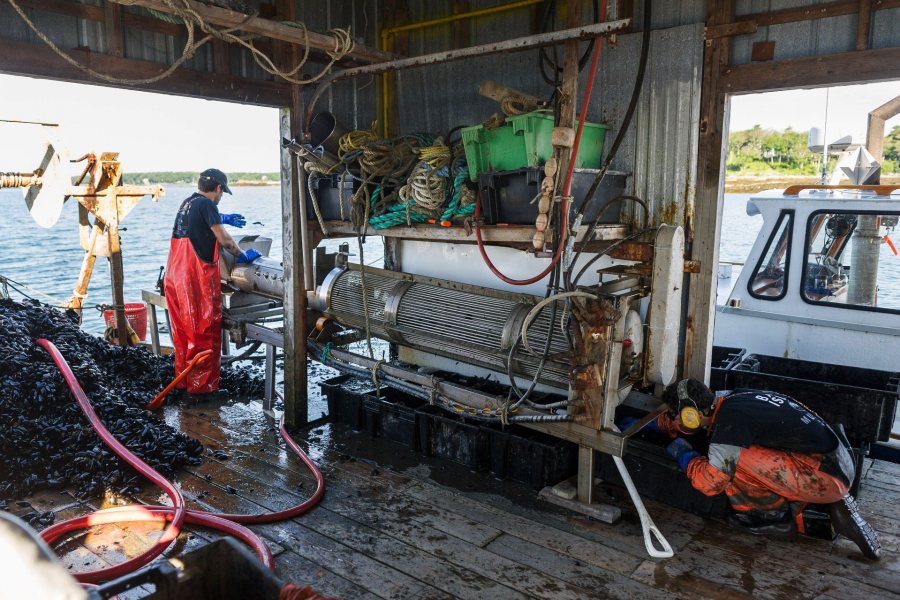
[829,495,881,560]
[728,512,797,542]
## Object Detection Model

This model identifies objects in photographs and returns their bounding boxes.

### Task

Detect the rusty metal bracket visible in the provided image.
[683,260,701,273]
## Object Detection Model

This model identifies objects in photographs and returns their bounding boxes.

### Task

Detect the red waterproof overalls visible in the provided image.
[164,200,222,394]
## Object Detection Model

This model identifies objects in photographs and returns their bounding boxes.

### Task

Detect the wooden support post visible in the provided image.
[685,0,732,381]
[70,222,103,320]
[281,98,309,429]
[556,0,581,178]
[108,226,128,348]
[856,0,872,50]
[577,445,595,504]
[104,0,123,58]
[213,40,230,74]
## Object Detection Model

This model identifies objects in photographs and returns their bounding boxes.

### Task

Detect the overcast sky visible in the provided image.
[0,74,897,175]
[729,81,900,143]
[0,74,281,173]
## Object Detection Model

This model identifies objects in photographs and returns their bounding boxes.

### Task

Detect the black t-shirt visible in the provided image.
[710,390,837,454]
[172,193,220,264]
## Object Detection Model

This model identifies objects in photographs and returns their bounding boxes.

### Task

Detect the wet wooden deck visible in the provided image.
[21,400,900,599]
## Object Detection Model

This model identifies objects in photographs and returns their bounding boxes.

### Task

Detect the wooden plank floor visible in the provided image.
[20,399,900,600]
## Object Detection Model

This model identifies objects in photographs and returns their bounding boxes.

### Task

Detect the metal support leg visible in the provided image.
[148,303,160,354]
[264,343,276,412]
[577,445,595,504]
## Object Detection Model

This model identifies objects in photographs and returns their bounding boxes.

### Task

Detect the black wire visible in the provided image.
[538,0,601,85]
[573,0,652,220]
[504,199,572,409]
[570,227,655,288]
[566,194,650,290]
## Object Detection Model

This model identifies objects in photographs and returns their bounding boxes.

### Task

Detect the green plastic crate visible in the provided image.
[461,111,609,181]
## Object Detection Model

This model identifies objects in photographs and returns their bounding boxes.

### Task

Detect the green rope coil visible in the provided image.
[440,162,476,222]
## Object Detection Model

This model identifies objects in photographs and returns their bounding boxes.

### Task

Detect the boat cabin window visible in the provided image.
[748,210,793,300]
[802,210,900,312]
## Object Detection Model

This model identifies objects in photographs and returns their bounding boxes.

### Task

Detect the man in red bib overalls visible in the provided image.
[164,168,259,395]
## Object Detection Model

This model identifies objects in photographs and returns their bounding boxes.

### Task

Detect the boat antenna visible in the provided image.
[820,88,831,184]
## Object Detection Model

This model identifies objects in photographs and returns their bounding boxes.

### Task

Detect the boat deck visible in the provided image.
[20,400,900,600]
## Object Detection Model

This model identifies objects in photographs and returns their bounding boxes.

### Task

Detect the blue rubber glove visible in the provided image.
[616,416,662,433]
[236,249,261,264]
[666,438,699,471]
[221,213,246,228]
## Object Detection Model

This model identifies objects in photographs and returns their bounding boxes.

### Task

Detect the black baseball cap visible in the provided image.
[199,168,232,194]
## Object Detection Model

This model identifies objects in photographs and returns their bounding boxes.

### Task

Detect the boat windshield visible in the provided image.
[749,210,793,300]
[802,210,900,312]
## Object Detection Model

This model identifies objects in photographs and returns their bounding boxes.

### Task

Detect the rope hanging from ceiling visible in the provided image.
[6,0,354,86]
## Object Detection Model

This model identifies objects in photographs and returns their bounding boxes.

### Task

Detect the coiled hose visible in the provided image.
[36,339,325,584]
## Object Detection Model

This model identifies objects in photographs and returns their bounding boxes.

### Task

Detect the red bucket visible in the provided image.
[103,302,148,341]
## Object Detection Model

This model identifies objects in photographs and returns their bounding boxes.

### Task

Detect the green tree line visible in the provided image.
[121,171,280,185]
[727,125,900,175]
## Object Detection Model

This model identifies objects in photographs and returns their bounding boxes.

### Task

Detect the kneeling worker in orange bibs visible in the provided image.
[623,378,881,560]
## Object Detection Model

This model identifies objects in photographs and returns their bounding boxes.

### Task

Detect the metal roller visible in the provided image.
[318,266,572,388]
[229,257,286,299]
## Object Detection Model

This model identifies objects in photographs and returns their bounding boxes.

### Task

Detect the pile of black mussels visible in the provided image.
[0,298,264,508]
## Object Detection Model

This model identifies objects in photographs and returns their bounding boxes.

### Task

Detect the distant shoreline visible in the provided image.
[725,173,900,193]
[127,173,898,194]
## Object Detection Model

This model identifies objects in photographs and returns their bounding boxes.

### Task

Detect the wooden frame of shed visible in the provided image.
[1,0,899,431]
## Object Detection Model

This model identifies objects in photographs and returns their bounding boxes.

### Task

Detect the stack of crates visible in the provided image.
[320,375,577,490]
[460,110,626,226]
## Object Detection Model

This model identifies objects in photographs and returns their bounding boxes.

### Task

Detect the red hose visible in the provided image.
[37,339,325,583]
[474,22,606,286]
[146,349,213,411]
[37,338,187,584]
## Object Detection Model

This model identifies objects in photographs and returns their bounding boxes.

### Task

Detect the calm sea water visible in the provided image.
[0,187,896,335]
[0,185,383,335]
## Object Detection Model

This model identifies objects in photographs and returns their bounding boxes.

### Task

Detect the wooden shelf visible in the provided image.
[316,221,629,245]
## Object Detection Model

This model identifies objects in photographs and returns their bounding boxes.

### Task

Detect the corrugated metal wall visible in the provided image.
[389,2,704,227]
[732,0,900,63]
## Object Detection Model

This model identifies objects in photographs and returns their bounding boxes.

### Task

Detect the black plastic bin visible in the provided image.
[320,374,375,430]
[363,388,426,450]
[709,346,746,391]
[305,173,357,221]
[91,538,287,599]
[478,168,627,225]
[730,354,900,444]
[598,437,732,517]
[489,428,577,490]
[417,405,492,471]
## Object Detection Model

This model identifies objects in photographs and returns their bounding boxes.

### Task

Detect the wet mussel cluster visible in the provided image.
[0,298,264,508]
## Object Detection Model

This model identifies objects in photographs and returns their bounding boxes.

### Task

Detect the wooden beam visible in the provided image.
[685,0,732,383]
[104,1,124,58]
[0,38,290,107]
[720,46,900,94]
[705,21,757,39]
[14,0,104,20]
[699,0,900,39]
[110,0,393,64]
[866,95,900,160]
[735,0,858,27]
[856,0,872,50]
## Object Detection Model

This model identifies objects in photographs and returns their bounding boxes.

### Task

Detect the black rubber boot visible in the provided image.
[829,495,882,560]
[728,510,797,542]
